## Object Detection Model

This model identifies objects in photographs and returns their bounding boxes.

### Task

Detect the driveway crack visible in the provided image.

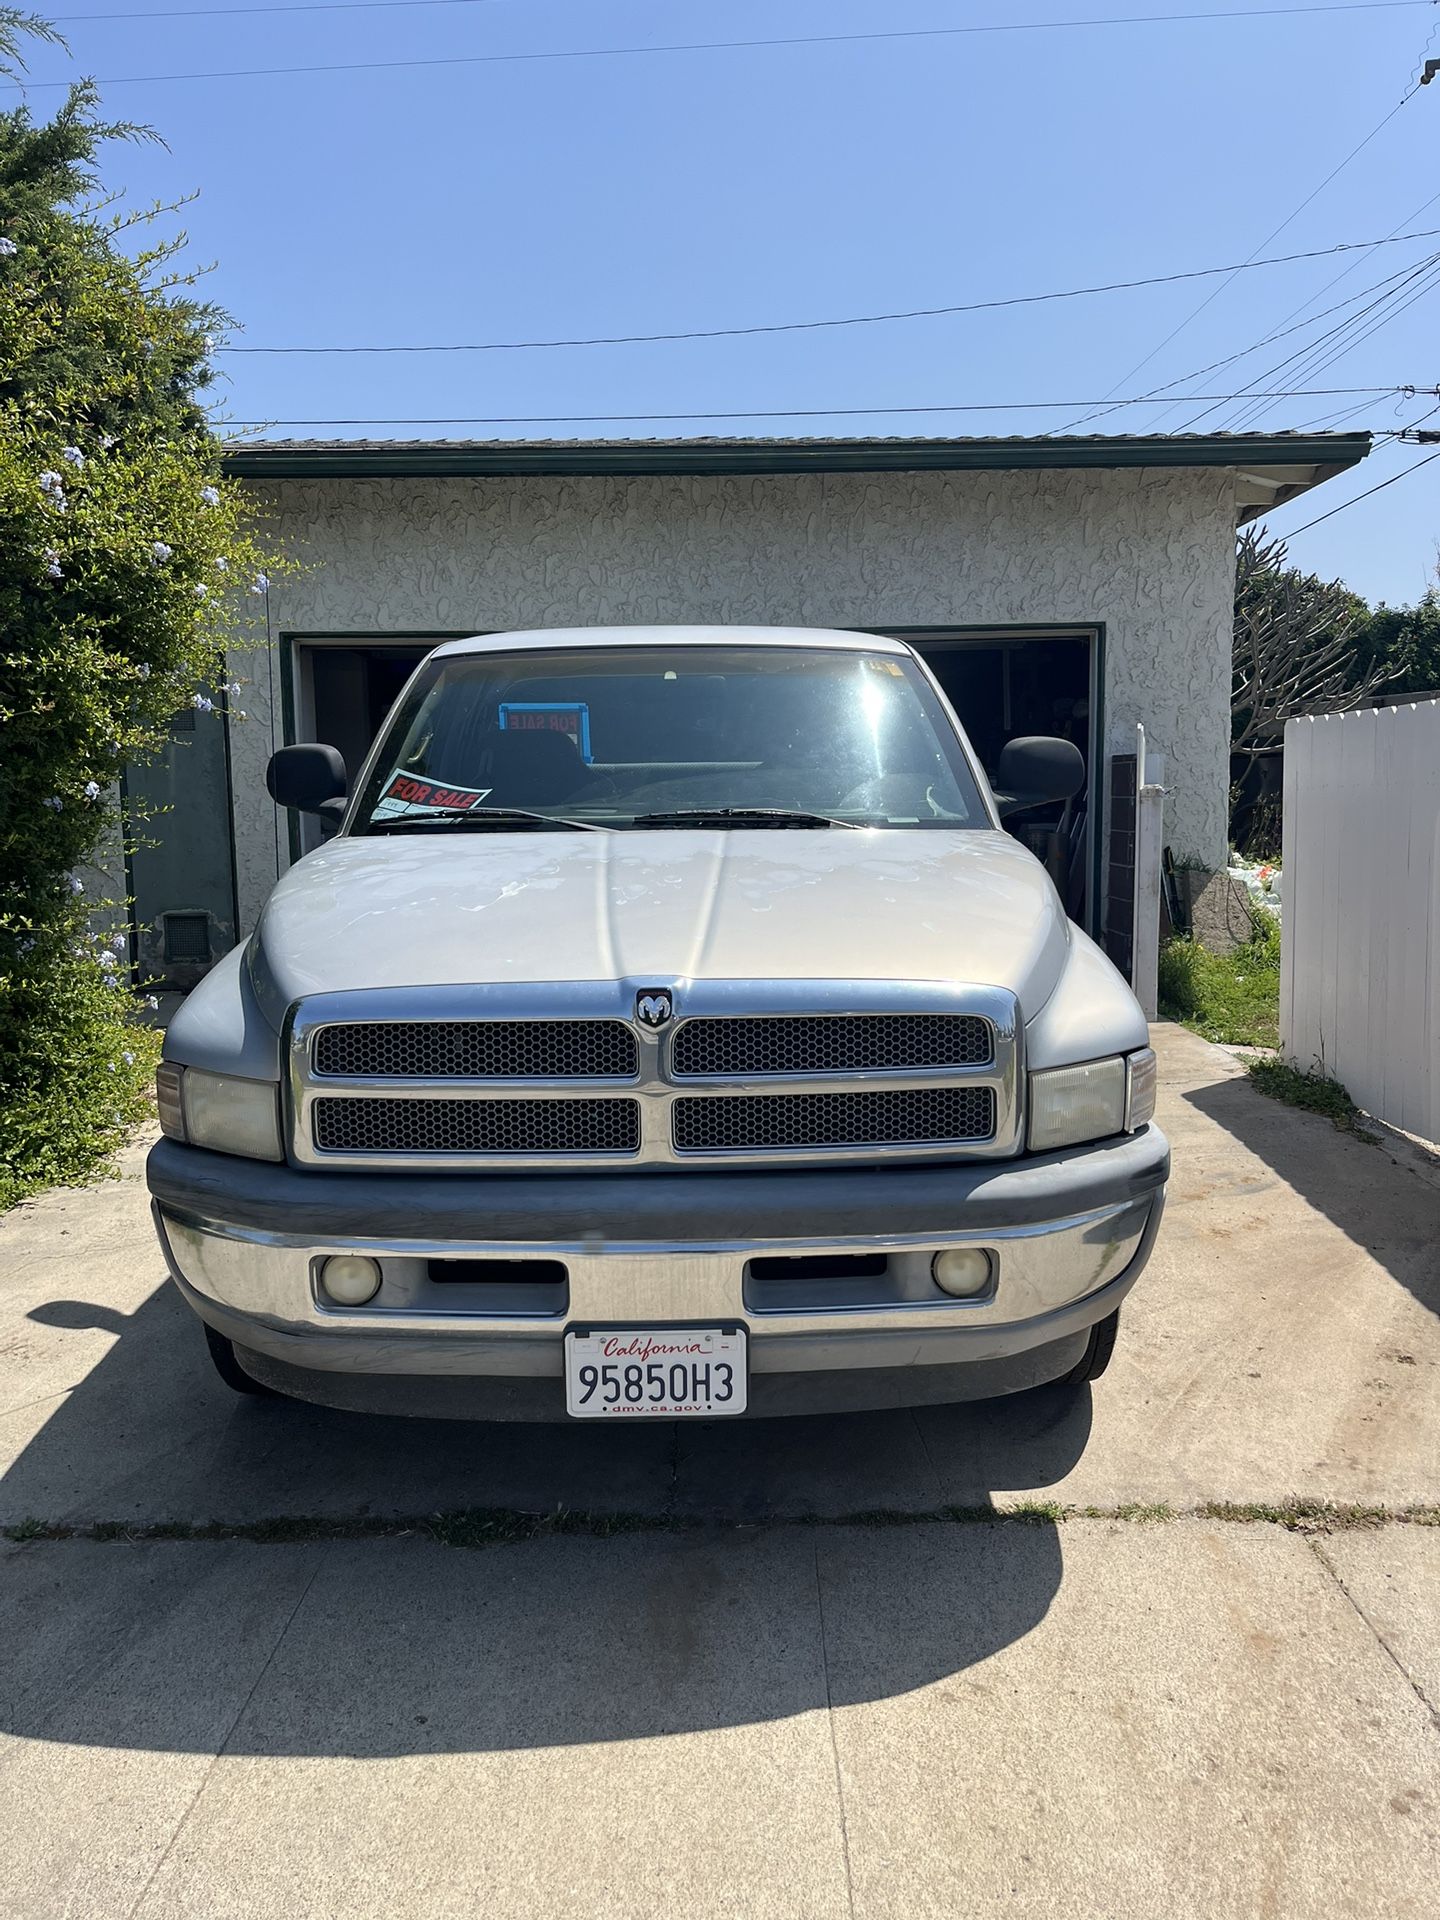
[122,1551,324,1918]
[813,1543,858,1920]
[1308,1536,1440,1736]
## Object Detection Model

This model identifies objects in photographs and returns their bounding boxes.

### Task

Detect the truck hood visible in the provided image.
[248,829,1071,1021]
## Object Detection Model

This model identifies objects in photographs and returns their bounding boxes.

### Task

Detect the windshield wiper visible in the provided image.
[630,806,861,830]
[367,806,608,834]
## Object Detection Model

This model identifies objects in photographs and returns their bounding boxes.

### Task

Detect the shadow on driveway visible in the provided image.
[1185,1075,1440,1318]
[1,1267,1094,1756]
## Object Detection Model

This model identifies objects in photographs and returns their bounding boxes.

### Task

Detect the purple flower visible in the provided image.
[136,663,151,680]
[0,237,17,258]
[200,485,220,506]
[122,1050,135,1065]
[61,446,85,468]
[193,583,208,600]
[43,795,63,812]
[145,994,159,1010]
[250,572,270,595]
[83,780,101,801]
[97,950,117,972]
[224,680,242,696]
[69,876,85,895]
[43,548,62,579]
[38,470,63,493]
[214,557,228,572]
[110,933,127,952]
[191,694,214,714]
[150,541,172,564]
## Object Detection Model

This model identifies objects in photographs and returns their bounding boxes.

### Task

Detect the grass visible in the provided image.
[1157,915,1281,1048]
[1246,1058,1378,1141]
[7,1500,1439,1548]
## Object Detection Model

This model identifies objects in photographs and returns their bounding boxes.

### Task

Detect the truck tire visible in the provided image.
[1065,1308,1120,1385]
[203,1323,277,1398]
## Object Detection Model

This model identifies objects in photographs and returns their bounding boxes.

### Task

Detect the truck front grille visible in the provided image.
[313,1019,638,1080]
[672,1086,996,1153]
[312,1095,640,1156]
[671,1012,991,1077]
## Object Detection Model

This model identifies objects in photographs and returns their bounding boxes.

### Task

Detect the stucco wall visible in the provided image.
[229,465,1238,931]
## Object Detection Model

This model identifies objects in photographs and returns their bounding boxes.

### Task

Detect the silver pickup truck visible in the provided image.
[146,626,1167,1421]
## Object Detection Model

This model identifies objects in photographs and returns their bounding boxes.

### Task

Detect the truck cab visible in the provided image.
[146,626,1167,1420]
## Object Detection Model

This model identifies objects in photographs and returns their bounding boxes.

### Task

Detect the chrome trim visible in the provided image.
[156,1191,1151,1347]
[286,979,1023,1172]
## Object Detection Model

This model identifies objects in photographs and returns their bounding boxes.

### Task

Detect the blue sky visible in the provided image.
[10,0,1440,604]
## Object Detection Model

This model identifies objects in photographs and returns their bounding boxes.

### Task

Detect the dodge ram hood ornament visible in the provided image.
[635,989,673,1029]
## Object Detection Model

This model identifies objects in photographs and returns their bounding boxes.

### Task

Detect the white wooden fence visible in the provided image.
[1281,700,1440,1141]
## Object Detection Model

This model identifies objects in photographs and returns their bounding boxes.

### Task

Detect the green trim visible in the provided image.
[223,433,1371,482]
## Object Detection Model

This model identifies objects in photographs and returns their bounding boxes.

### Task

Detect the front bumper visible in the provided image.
[147,1127,1168,1415]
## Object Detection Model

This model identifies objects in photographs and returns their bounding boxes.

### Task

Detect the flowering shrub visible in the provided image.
[0,22,274,1206]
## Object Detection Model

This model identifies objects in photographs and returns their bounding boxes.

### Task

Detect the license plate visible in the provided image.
[564,1325,748,1419]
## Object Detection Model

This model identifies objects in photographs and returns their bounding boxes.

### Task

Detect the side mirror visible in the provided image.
[266,743,348,823]
[992,736,1085,819]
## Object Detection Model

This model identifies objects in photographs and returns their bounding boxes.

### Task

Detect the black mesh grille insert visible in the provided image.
[671,1013,991,1077]
[313,1020,638,1080]
[313,1096,640,1155]
[672,1086,995,1152]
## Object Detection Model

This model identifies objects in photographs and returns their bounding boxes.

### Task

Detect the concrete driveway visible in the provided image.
[2,1024,1438,1917]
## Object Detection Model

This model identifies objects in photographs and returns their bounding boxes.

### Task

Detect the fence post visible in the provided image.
[1132,725,1166,1020]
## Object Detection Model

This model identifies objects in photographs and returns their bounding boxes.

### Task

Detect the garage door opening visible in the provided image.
[890,629,1099,932]
[289,636,444,851]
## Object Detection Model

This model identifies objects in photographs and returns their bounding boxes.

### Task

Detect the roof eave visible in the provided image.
[221,432,1372,485]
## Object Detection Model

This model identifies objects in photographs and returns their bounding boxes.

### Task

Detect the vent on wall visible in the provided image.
[162,911,211,965]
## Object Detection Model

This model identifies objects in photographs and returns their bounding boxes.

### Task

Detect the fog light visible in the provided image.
[932,1248,993,1298]
[320,1254,382,1306]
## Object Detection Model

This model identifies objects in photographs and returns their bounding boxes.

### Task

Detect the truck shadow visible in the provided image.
[2,1276,1090,1756]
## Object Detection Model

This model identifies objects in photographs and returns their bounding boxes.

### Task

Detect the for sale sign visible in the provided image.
[498,701,592,761]
[371,770,493,821]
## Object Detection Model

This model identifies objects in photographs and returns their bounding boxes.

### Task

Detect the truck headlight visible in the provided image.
[155,1063,283,1162]
[1027,1047,1155,1154]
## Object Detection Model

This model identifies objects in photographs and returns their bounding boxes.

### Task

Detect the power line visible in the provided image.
[220,385,1424,430]
[1056,68,1428,428]
[1277,444,1440,535]
[213,227,1440,357]
[1134,186,1440,431]
[7,3,1433,88]
[44,0,1435,23]
[1219,255,1440,428]
[1177,248,1440,429]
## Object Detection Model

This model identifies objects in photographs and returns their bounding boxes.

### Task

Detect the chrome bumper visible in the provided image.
[151,1140,1166,1383]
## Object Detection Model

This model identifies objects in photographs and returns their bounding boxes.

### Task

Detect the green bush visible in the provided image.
[1158,916,1281,1049]
[0,15,274,1207]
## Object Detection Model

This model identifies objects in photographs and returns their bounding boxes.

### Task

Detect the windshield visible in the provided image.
[350,644,988,833]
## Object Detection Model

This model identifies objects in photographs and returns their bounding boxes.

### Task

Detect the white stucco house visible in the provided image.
[126,430,1369,986]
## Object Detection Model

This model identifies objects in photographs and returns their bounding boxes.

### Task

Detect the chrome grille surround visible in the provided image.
[672,1012,991,1077]
[287,980,1022,1171]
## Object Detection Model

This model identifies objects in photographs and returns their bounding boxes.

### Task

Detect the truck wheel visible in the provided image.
[1064,1309,1120,1385]
[203,1323,277,1398]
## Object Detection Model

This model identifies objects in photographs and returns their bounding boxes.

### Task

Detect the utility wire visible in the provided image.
[45,0,1436,23]
[6,4,1434,88]
[1277,445,1440,535]
[219,385,1422,430]
[1135,186,1440,430]
[1056,72,1427,428]
[215,227,1440,357]
[1017,245,1440,438]
[1221,255,1440,427]
[1177,249,1440,429]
